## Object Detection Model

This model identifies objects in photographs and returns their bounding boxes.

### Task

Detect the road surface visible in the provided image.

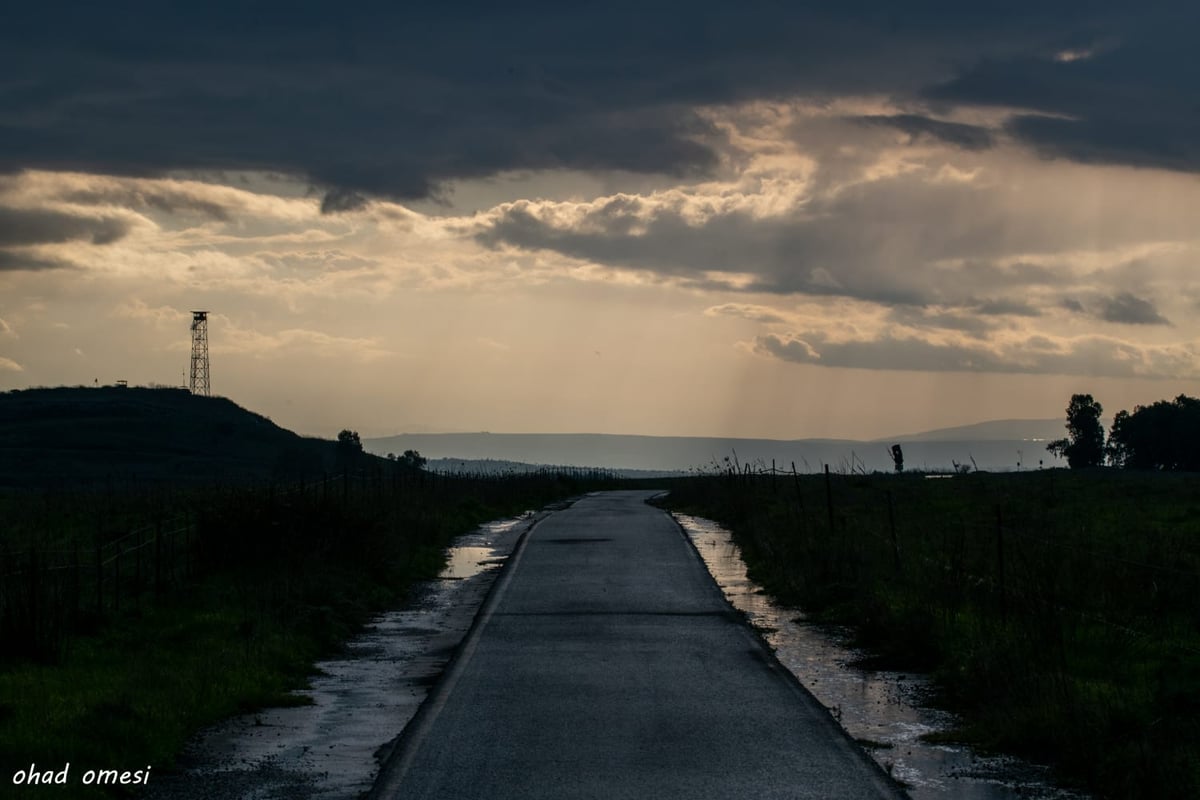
[370,490,907,799]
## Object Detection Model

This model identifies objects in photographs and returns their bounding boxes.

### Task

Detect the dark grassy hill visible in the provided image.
[0,385,346,488]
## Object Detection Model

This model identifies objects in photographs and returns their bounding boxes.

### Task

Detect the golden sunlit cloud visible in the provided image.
[4,93,1200,439]
[213,320,394,363]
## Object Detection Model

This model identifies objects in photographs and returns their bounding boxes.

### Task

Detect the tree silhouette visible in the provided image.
[336,429,363,467]
[1046,394,1105,468]
[889,444,904,473]
[1108,394,1200,470]
[396,449,427,470]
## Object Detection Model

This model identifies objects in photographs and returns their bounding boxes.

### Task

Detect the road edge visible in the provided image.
[366,496,575,798]
[652,494,912,800]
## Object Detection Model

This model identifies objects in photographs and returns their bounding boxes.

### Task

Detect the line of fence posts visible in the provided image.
[0,511,200,660]
[726,462,1197,662]
[887,490,901,573]
[1,467,383,660]
[5,463,670,660]
[824,464,835,538]
[995,505,1006,624]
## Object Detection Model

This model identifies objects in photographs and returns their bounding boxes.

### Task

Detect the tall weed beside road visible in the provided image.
[658,467,1200,800]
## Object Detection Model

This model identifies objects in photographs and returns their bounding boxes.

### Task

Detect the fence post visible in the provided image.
[28,547,40,655]
[113,541,121,613]
[72,544,81,627]
[824,464,835,535]
[95,540,103,614]
[996,505,1007,624]
[134,527,142,607]
[790,462,805,512]
[887,490,901,572]
[155,520,163,598]
[167,523,176,585]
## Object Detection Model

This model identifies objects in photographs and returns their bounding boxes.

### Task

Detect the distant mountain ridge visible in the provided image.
[427,457,683,478]
[883,418,1064,442]
[367,427,1067,474]
[0,385,1063,486]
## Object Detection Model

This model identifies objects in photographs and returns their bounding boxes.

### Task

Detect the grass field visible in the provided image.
[0,386,627,797]
[657,467,1200,800]
[0,466,607,798]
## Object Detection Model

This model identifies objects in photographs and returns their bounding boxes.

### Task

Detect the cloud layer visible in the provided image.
[468,99,1200,380]
[4,6,1200,440]
[2,4,1198,203]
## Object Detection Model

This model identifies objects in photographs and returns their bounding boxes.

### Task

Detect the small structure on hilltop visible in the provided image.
[189,311,211,396]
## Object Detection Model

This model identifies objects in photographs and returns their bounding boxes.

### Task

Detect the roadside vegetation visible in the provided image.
[0,387,615,798]
[1,466,610,798]
[657,464,1200,799]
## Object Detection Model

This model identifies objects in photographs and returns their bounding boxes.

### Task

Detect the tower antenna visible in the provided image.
[189,311,211,396]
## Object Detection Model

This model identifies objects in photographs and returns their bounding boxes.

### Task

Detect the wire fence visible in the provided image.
[0,517,197,655]
[677,462,1200,661]
[0,462,619,661]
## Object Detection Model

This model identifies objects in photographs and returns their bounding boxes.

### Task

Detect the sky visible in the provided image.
[2,2,1199,441]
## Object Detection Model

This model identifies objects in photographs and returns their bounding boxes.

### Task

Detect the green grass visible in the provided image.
[657,468,1200,800]
[1,589,320,787]
[0,384,623,797]
[0,468,604,798]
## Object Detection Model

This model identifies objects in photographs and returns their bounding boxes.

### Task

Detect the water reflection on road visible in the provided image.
[675,513,1092,800]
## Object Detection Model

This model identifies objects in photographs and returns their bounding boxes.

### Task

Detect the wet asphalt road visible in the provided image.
[370,490,907,800]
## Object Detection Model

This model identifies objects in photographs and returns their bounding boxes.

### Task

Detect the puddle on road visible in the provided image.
[439,546,504,579]
[142,513,536,800]
[674,513,1092,800]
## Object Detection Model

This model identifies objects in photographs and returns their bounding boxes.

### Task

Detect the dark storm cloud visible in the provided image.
[0,206,130,246]
[475,169,1094,309]
[756,331,1016,373]
[319,189,370,215]
[1097,292,1170,325]
[0,250,72,271]
[850,115,995,151]
[60,186,229,221]
[927,15,1200,173]
[868,299,1039,340]
[2,2,1191,199]
[886,307,997,338]
[754,330,1193,379]
[972,298,1040,317]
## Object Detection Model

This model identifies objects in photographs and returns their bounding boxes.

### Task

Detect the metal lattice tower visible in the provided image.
[189,311,211,396]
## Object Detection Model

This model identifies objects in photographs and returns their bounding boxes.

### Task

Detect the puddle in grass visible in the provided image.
[674,513,1093,800]
[142,512,537,800]
[440,546,505,579]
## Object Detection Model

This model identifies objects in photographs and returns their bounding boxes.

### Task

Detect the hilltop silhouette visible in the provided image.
[0,385,346,488]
